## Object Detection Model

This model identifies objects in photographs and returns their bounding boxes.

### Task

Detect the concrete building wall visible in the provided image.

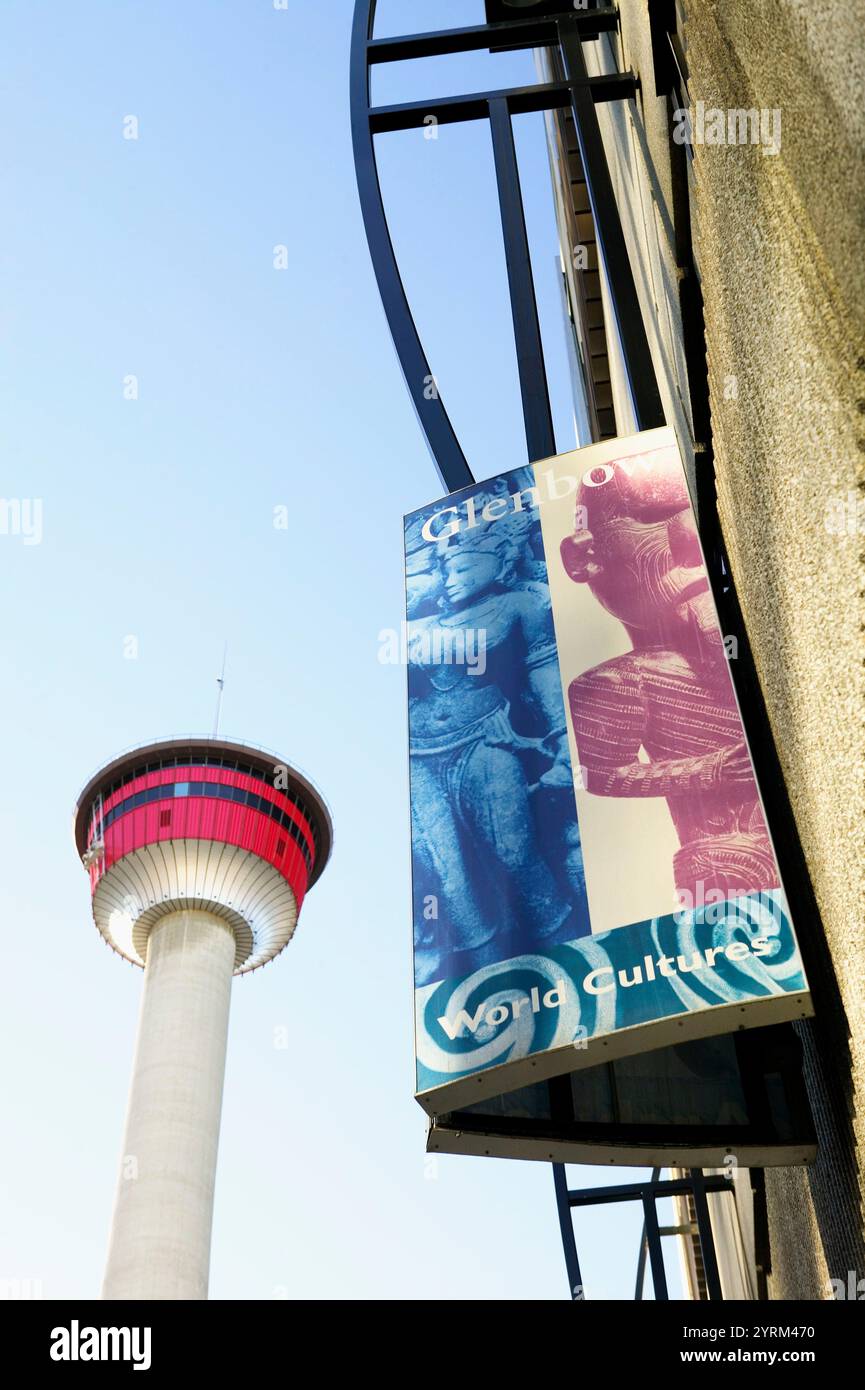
[679,0,865,1300]
[551,1,864,1296]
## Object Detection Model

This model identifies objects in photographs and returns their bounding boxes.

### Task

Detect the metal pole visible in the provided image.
[557,15,665,432]
[553,1164,584,1299]
[635,1236,648,1300]
[689,1168,724,1300]
[641,1189,669,1301]
[488,97,556,464]
[634,1166,661,1299]
[349,0,474,493]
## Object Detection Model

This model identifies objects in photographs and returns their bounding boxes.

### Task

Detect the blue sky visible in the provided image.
[0,0,682,1299]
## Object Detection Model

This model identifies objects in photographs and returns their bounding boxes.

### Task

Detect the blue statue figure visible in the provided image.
[406,487,588,987]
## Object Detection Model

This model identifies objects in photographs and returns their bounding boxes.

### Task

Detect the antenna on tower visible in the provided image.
[212,643,228,738]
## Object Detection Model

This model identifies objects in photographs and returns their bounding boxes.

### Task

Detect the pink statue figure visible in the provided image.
[560,445,779,908]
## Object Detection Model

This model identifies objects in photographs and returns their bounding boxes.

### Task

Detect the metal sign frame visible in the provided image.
[350,0,825,1300]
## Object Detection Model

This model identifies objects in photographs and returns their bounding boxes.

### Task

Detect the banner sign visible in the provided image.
[405,428,811,1115]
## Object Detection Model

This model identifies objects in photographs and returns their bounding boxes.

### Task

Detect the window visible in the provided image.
[99,756,320,845]
[95,775,316,871]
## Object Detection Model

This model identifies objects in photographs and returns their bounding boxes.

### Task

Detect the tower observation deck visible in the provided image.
[74,737,332,1300]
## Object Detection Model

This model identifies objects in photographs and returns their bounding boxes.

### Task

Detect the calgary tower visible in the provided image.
[74,737,332,1300]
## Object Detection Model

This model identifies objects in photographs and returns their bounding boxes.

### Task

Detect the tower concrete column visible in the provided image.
[76,737,331,1300]
[102,910,236,1301]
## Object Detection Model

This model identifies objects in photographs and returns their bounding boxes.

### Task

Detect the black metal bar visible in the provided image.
[488,98,556,463]
[368,11,619,64]
[642,1191,669,1300]
[567,1175,730,1206]
[751,1168,770,1301]
[634,1166,661,1300]
[369,74,637,133]
[561,1169,732,1299]
[349,0,474,493]
[557,15,665,432]
[689,1169,724,1301]
[552,1165,584,1300]
[634,1235,648,1300]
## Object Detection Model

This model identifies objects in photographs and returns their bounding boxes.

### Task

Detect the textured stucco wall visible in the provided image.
[680,0,865,1298]
[763,1167,831,1300]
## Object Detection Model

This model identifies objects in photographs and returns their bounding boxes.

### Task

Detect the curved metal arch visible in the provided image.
[350,0,474,493]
